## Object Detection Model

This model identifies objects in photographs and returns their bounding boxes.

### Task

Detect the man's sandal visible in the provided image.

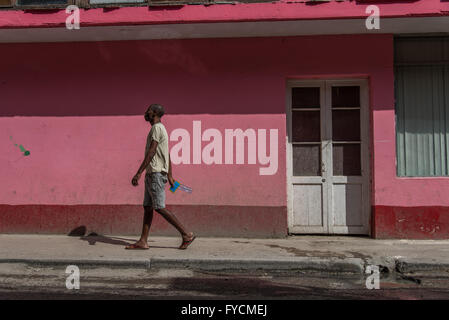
[179,234,196,250]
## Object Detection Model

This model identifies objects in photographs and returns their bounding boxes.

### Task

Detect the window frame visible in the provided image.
[394,36,449,178]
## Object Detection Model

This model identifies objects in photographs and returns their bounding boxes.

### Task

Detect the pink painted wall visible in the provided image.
[0,35,393,211]
[0,115,284,207]
[2,34,446,214]
[373,110,449,207]
[0,0,447,29]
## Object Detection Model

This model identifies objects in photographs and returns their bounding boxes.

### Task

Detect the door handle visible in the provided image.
[321,162,326,183]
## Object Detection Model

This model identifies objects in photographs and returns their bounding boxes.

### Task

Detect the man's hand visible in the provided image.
[132,173,141,186]
[168,175,175,188]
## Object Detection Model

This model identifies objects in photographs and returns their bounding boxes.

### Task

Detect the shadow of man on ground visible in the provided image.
[68,226,179,249]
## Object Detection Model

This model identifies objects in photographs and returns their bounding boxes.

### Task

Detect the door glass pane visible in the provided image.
[293,144,321,176]
[332,110,361,141]
[292,111,320,142]
[332,86,360,108]
[333,143,361,176]
[292,87,320,108]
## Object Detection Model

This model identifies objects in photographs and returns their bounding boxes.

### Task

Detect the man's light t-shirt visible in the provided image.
[145,122,169,174]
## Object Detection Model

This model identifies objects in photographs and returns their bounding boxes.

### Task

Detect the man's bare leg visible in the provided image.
[155,208,194,244]
[126,206,153,249]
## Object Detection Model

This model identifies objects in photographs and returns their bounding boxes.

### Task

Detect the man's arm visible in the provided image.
[132,140,158,186]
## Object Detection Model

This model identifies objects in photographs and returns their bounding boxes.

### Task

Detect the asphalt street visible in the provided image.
[1,263,449,300]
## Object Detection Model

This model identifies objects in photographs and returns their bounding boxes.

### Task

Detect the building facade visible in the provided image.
[0,0,448,238]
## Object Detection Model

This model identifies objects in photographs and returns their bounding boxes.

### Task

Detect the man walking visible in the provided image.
[126,104,195,250]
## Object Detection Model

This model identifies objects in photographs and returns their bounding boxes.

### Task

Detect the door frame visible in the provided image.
[286,78,371,235]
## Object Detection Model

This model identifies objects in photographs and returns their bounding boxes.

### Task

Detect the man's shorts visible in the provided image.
[143,172,168,209]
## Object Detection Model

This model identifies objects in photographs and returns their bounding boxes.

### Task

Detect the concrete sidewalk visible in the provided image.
[1,234,449,275]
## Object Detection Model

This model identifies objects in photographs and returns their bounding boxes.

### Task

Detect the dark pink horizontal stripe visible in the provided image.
[0,204,288,238]
[0,1,447,29]
[373,206,449,239]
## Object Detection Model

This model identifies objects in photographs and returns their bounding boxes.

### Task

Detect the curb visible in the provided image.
[0,259,151,269]
[4,257,449,275]
[0,257,365,274]
[395,258,449,274]
[150,257,365,274]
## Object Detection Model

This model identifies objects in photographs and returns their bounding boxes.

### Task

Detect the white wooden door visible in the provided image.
[287,79,370,235]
